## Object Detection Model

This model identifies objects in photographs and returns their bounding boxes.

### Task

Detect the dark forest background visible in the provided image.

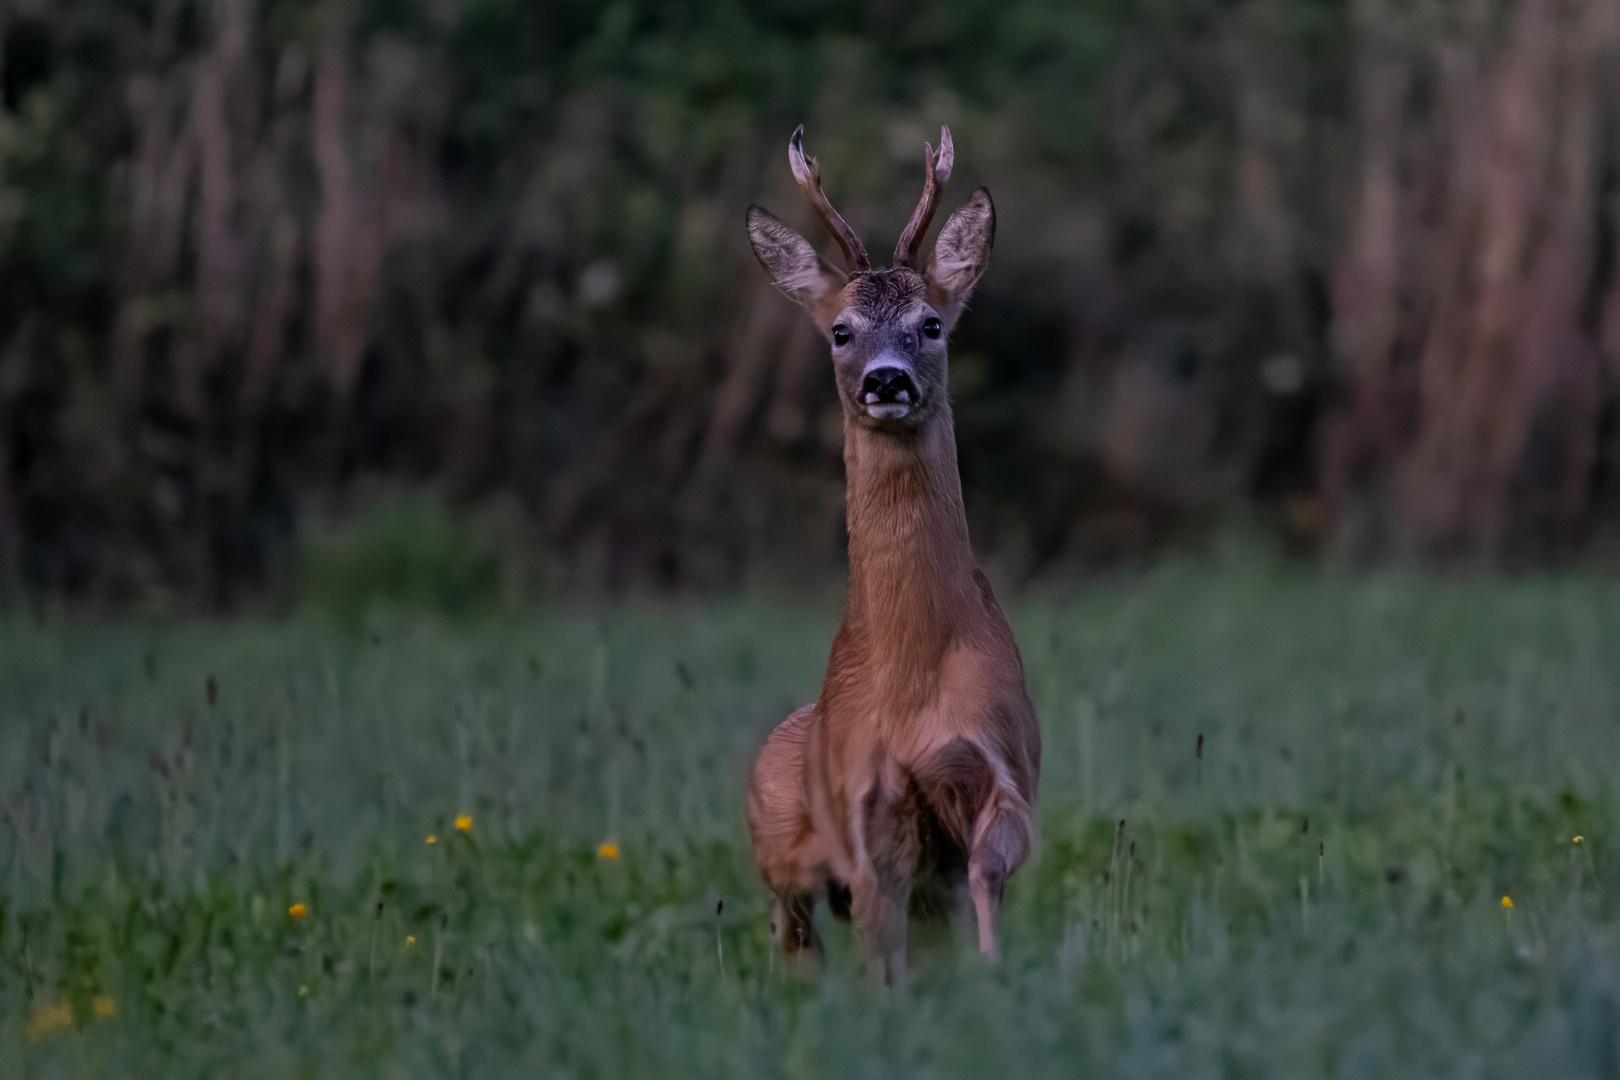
[4,0,1620,608]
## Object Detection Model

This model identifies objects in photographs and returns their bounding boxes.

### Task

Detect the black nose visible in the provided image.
[861,367,918,404]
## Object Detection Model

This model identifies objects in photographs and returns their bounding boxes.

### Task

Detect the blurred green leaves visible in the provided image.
[0,0,1361,601]
[292,488,522,622]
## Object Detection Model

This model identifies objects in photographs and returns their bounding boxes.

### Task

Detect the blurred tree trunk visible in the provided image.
[1324,0,1620,559]
[312,21,381,399]
[0,319,31,584]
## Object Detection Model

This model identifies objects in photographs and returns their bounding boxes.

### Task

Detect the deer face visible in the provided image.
[747,126,995,435]
[826,270,943,430]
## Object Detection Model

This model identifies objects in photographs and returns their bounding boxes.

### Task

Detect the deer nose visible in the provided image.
[861,367,918,405]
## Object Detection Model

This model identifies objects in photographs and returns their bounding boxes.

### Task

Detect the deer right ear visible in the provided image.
[747,205,845,323]
[926,188,995,325]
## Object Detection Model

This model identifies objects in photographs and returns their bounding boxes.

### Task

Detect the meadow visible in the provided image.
[4,555,1620,1077]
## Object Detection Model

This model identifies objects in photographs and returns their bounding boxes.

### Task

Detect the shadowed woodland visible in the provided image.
[4,0,1620,605]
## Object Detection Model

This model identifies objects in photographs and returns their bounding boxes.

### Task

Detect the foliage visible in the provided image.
[5,561,1620,1074]
[0,0,1358,603]
[291,487,524,622]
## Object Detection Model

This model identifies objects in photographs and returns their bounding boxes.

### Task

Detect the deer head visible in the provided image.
[747,125,995,434]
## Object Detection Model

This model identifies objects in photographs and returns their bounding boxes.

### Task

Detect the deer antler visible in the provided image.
[893,126,954,270]
[788,126,871,273]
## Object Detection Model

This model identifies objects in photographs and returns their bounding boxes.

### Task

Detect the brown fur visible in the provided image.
[743,127,1040,982]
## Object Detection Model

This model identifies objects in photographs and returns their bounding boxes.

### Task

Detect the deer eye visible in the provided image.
[832,325,851,347]
[921,317,941,340]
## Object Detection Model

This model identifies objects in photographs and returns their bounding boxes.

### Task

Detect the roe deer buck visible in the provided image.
[745,125,1040,982]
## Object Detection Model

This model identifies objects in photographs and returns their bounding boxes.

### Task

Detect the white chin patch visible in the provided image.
[865,403,911,421]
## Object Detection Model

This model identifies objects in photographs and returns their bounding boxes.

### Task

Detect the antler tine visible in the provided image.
[788,125,871,273]
[894,125,954,269]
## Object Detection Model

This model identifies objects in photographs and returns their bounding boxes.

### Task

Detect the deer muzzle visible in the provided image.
[860,364,919,420]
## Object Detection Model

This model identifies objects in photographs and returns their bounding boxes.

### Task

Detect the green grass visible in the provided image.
[5,558,1620,1076]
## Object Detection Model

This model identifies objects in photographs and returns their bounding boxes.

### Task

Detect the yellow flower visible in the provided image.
[1573,835,1584,844]
[288,903,308,919]
[298,985,309,997]
[25,1001,74,1042]
[425,834,437,845]
[405,935,417,948]
[1501,895,1514,909]
[93,995,116,1019]
[455,814,473,832]
[597,840,620,861]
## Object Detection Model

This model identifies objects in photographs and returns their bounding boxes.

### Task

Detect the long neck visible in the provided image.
[841,408,980,686]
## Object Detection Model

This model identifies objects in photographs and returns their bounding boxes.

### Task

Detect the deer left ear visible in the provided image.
[926,187,995,324]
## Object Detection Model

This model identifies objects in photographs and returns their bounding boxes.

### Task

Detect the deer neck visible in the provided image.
[841,408,978,681]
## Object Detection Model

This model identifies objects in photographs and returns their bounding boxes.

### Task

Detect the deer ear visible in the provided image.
[926,187,995,321]
[747,205,845,321]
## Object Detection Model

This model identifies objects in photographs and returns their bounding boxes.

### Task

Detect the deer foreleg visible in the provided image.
[853,767,918,985]
[772,891,822,960]
[851,872,909,985]
[968,795,1030,962]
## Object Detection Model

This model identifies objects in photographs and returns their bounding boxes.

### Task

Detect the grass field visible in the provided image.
[5,556,1620,1077]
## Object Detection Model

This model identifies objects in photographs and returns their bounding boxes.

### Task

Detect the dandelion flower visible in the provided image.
[1573,836,1584,844]
[298,985,309,997]
[406,935,417,948]
[93,995,116,1019]
[425,834,437,845]
[289,903,308,919]
[1501,896,1514,909]
[598,840,620,861]
[25,1001,74,1043]
[455,814,473,832]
